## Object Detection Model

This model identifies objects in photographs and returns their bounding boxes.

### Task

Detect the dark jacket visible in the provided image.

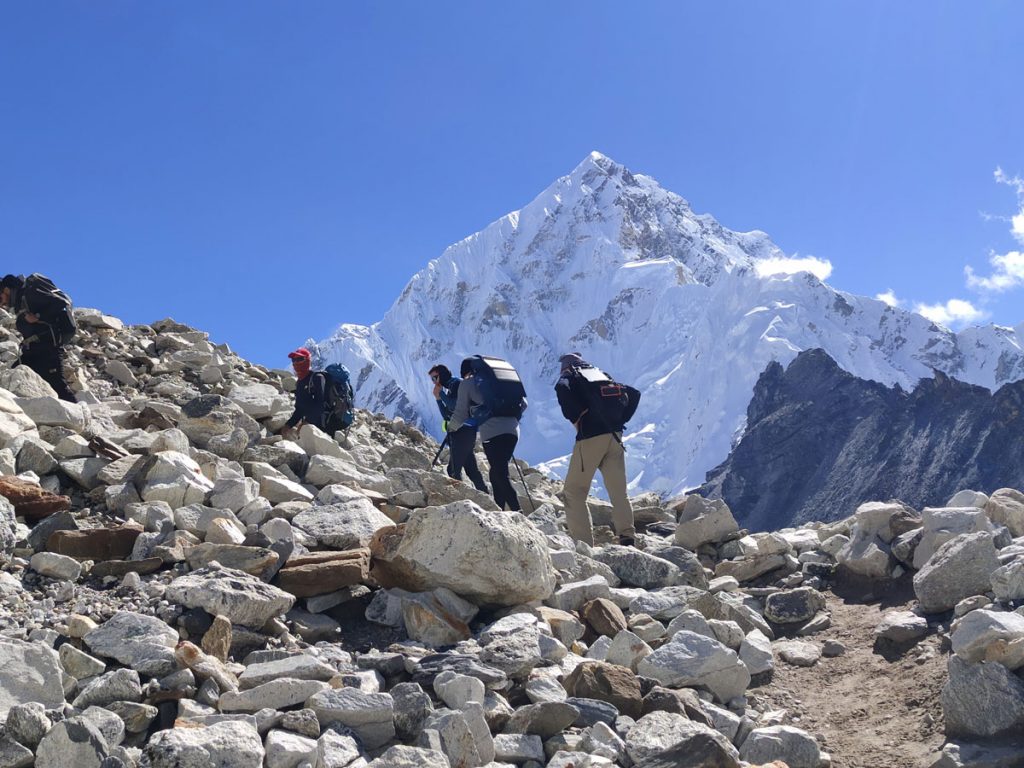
[5,274,72,349]
[286,372,328,429]
[435,375,461,422]
[556,364,619,442]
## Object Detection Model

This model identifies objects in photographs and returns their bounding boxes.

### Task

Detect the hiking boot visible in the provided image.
[618,535,636,547]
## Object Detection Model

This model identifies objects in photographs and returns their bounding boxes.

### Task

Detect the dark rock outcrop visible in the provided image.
[700,349,1024,530]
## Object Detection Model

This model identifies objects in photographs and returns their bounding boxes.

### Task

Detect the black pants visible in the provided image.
[20,344,76,402]
[447,427,488,493]
[483,432,520,511]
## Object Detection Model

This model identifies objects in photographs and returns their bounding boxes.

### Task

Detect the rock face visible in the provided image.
[370,500,555,606]
[700,349,1024,530]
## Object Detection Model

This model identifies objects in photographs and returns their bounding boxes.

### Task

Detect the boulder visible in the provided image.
[0,475,70,522]
[950,609,1024,669]
[0,637,64,718]
[626,711,738,766]
[992,560,1024,602]
[400,588,479,647]
[142,720,265,767]
[0,366,57,398]
[178,395,260,449]
[637,630,750,703]
[274,550,370,597]
[85,611,179,677]
[34,717,108,768]
[984,488,1024,537]
[913,532,1000,614]
[874,610,929,644]
[674,496,738,549]
[226,382,289,419]
[166,564,296,627]
[635,729,741,768]
[292,498,394,549]
[0,390,37,449]
[140,451,215,508]
[307,687,396,750]
[914,507,992,569]
[739,725,821,768]
[763,588,826,624]
[16,397,89,431]
[370,500,555,606]
[942,656,1024,738]
[593,545,683,589]
[563,661,643,718]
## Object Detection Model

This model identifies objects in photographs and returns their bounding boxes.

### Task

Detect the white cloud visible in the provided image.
[965,168,1024,293]
[913,298,986,327]
[754,255,833,281]
[875,289,901,308]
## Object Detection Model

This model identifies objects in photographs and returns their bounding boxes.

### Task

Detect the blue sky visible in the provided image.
[1,2,1022,366]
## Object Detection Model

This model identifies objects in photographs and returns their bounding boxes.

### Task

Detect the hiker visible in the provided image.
[555,352,641,546]
[448,356,527,511]
[0,273,78,402]
[280,348,354,439]
[429,364,488,493]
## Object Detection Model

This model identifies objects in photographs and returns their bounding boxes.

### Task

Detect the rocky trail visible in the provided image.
[0,304,1022,768]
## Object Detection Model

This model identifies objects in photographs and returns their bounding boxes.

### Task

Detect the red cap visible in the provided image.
[288,348,311,361]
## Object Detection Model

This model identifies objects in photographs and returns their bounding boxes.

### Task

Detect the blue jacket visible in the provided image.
[435,376,461,422]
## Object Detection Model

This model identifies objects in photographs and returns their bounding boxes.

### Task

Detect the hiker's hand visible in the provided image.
[24,312,38,324]
[432,383,442,398]
[280,426,296,440]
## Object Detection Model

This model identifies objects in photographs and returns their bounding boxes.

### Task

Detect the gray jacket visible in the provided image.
[447,374,525,443]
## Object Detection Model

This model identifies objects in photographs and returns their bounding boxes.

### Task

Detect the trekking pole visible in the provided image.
[430,435,450,469]
[512,455,537,513]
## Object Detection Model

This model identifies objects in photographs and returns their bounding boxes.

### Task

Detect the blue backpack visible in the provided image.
[322,363,355,429]
[468,355,526,423]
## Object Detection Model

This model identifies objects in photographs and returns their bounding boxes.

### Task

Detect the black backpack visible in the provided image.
[23,273,77,345]
[570,365,641,433]
[468,355,527,422]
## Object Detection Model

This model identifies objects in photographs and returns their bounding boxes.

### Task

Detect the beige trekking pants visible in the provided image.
[563,432,635,545]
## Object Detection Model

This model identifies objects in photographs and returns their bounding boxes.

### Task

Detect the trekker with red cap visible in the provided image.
[280,347,336,439]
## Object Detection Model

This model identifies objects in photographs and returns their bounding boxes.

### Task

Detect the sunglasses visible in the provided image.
[430,374,439,381]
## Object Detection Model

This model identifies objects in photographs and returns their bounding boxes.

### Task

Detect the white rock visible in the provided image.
[637,630,750,703]
[166,565,296,627]
[951,609,1024,670]
[740,725,822,768]
[264,729,318,768]
[142,720,266,767]
[0,637,65,718]
[30,551,82,580]
[674,496,738,549]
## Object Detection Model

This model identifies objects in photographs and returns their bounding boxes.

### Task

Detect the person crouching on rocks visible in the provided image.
[0,273,78,402]
[279,347,330,440]
[429,363,488,494]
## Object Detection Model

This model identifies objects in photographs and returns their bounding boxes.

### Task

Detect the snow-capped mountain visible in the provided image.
[314,152,1024,496]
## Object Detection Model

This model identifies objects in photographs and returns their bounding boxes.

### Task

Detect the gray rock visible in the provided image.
[493,733,544,763]
[106,701,159,734]
[30,551,82,581]
[874,610,929,644]
[0,637,65,718]
[35,717,108,768]
[549,576,611,613]
[239,655,338,690]
[942,656,1024,738]
[985,488,1024,537]
[392,682,434,742]
[914,507,992,569]
[4,701,50,749]
[913,532,1000,614]
[674,496,738,549]
[264,729,317,768]
[73,668,142,709]
[950,609,1024,669]
[626,711,736,765]
[178,395,260,450]
[739,725,821,768]
[739,629,774,676]
[220,679,331,713]
[167,564,296,627]
[0,734,33,768]
[991,559,1024,602]
[592,546,682,589]
[307,687,396,749]
[763,587,826,624]
[84,611,179,678]
[316,729,361,768]
[142,720,266,767]
[775,640,821,667]
[81,706,125,748]
[368,745,452,768]
[292,498,394,549]
[503,701,579,739]
[636,630,750,703]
